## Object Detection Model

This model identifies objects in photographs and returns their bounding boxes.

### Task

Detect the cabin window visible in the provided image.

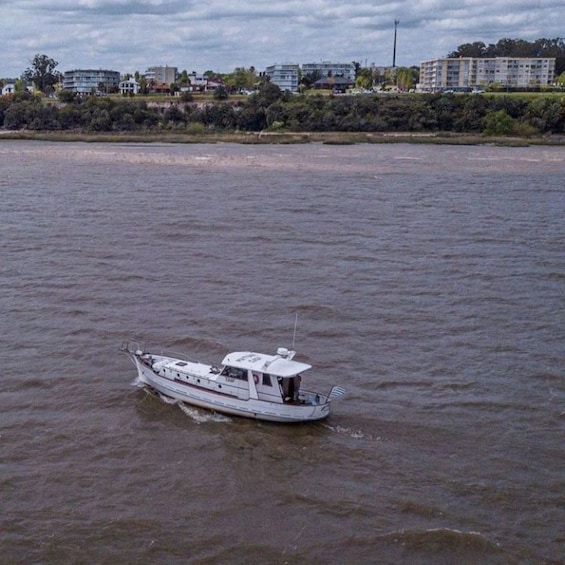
[176,361,188,367]
[226,367,247,381]
[262,374,272,387]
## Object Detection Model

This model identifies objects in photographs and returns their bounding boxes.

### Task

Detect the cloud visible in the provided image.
[1,0,563,77]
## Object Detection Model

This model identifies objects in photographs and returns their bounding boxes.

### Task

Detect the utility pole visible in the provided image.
[393,19,399,67]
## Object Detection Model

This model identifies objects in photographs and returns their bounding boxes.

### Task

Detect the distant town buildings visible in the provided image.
[265,61,356,92]
[63,69,121,94]
[3,54,560,98]
[419,57,556,91]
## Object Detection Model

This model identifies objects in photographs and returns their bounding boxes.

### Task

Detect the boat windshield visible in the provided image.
[221,366,247,381]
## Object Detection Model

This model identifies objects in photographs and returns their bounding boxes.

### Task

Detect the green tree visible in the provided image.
[213,85,229,100]
[58,89,77,103]
[301,70,322,90]
[23,54,62,93]
[483,109,516,136]
[352,61,362,79]
[163,104,186,125]
[448,41,490,58]
[250,82,282,107]
[139,76,148,95]
[231,67,257,91]
[525,97,565,133]
[396,67,418,91]
[355,68,373,90]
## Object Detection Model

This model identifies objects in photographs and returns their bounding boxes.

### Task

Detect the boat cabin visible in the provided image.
[220,348,311,404]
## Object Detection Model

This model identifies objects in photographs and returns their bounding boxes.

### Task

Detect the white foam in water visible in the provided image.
[135,381,230,423]
[157,392,177,405]
[177,401,232,424]
[323,423,366,439]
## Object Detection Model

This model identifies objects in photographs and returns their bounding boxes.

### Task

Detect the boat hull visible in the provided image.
[133,356,330,423]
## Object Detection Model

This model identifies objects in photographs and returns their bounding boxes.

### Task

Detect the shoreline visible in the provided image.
[1,129,564,146]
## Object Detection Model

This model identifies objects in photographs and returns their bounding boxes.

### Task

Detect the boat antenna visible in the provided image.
[292,313,298,350]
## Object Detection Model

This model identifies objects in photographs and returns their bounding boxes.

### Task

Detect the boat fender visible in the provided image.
[253,373,259,385]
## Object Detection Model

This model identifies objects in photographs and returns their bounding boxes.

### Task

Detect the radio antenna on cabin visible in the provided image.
[292,313,299,350]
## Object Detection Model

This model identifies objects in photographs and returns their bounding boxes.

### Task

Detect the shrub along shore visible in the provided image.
[1,86,564,146]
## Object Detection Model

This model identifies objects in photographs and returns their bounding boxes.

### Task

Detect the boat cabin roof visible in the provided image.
[221,351,311,378]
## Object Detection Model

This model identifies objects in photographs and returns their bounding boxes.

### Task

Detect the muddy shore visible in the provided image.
[1,129,564,146]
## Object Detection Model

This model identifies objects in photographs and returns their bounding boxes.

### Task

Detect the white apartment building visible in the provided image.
[301,61,356,81]
[144,66,178,85]
[264,64,300,92]
[419,57,555,91]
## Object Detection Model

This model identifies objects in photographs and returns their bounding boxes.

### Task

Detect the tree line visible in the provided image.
[1,85,564,136]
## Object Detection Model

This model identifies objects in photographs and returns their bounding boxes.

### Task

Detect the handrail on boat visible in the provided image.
[120,340,141,354]
[158,348,201,364]
[119,340,200,364]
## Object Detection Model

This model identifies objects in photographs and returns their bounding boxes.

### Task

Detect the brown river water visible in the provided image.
[1,141,564,564]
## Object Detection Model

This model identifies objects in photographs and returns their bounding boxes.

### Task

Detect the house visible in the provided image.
[2,83,16,95]
[147,82,171,95]
[181,73,226,93]
[119,78,140,95]
[313,76,354,93]
[186,73,208,91]
[204,77,226,92]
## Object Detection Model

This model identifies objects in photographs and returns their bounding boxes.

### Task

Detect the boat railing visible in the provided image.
[157,348,201,364]
[120,340,142,354]
[300,389,329,406]
[119,340,200,364]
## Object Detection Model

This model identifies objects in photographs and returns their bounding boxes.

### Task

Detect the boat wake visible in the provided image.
[177,401,232,424]
[373,527,502,556]
[133,377,231,424]
[323,423,371,440]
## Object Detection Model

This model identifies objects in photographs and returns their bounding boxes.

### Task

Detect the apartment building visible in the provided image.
[145,66,178,85]
[419,57,555,91]
[301,62,356,81]
[264,61,356,92]
[264,64,300,92]
[63,69,121,94]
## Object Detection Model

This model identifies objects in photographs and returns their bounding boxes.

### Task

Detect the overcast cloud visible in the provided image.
[2,0,564,77]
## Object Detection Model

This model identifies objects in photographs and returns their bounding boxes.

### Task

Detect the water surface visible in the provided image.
[1,141,563,563]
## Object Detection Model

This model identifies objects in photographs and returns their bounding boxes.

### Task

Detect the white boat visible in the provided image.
[120,341,345,423]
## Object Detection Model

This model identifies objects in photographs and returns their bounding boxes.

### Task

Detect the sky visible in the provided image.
[1,0,564,78]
